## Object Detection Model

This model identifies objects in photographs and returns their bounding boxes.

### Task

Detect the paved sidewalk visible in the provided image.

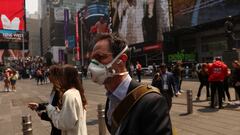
[143,78,240,135]
[0,78,239,135]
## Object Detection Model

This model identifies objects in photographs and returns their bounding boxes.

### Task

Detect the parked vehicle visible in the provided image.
[142,67,153,76]
[132,67,153,76]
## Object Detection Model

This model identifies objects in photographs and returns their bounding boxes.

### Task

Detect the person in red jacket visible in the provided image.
[208,57,228,109]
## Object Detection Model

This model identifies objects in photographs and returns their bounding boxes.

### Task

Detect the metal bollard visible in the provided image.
[98,104,106,135]
[22,114,33,135]
[78,71,82,83]
[186,90,193,114]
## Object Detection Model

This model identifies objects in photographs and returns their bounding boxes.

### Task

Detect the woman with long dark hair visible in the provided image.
[28,65,63,135]
[45,64,87,135]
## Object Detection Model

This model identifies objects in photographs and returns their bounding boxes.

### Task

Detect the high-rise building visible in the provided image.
[62,0,85,23]
[166,0,240,64]
[26,16,41,56]
[41,0,85,64]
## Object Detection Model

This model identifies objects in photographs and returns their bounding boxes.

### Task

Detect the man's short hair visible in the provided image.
[215,56,222,61]
[94,33,128,57]
[159,64,166,68]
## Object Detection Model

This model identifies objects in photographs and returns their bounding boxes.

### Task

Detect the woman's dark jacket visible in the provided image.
[37,87,61,135]
[197,70,209,84]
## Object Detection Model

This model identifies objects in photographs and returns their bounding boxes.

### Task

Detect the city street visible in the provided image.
[1,0,240,134]
[0,78,240,135]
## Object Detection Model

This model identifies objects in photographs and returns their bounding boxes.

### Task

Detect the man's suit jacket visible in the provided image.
[151,72,176,109]
[105,80,173,135]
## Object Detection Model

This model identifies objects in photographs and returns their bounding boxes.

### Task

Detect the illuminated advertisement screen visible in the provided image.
[0,30,24,43]
[111,0,158,45]
[81,3,109,33]
[173,0,240,29]
[0,30,28,49]
[0,0,25,30]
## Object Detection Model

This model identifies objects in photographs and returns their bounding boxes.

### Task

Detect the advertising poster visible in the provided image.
[54,7,71,22]
[110,0,157,45]
[0,0,25,30]
[80,2,109,57]
[172,0,240,29]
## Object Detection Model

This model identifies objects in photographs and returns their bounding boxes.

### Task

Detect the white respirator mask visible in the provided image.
[88,46,128,85]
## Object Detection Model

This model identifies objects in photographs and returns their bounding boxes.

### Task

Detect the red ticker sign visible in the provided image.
[143,43,162,52]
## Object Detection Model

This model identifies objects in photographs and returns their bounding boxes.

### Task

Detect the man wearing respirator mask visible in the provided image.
[88,33,172,135]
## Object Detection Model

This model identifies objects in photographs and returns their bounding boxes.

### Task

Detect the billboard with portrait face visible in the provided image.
[110,0,158,45]
[173,0,240,29]
[0,0,25,30]
[81,3,109,33]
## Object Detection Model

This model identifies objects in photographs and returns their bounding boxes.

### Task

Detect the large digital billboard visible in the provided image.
[173,0,240,29]
[110,0,158,45]
[81,3,109,33]
[0,0,25,30]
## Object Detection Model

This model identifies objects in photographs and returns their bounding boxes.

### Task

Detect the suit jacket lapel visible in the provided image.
[127,80,140,94]
[117,80,140,134]
[105,79,140,133]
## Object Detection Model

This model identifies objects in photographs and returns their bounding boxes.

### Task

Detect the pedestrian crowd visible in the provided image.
[195,58,240,109]
[1,57,53,91]
[149,56,240,110]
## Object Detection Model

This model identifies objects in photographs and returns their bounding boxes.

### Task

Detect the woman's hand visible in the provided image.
[37,111,42,117]
[28,102,39,111]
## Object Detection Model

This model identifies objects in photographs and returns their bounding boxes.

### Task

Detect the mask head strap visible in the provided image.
[106,45,128,68]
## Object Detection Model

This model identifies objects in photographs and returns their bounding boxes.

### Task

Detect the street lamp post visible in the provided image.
[75,11,80,64]
[22,30,24,58]
[225,16,235,50]
[80,17,84,68]
[222,16,240,70]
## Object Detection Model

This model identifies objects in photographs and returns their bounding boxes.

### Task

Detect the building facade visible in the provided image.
[40,0,85,64]
[164,0,240,66]
[26,15,41,56]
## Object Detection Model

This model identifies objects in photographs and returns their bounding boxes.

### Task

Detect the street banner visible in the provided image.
[58,49,65,64]
[64,9,69,48]
[75,13,80,61]
[0,0,25,30]
[67,35,75,49]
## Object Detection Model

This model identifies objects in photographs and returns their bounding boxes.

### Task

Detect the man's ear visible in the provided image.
[120,53,128,62]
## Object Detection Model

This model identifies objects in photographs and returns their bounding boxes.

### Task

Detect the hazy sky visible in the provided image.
[26,0,38,14]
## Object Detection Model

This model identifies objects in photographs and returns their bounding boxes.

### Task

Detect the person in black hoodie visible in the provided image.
[232,60,240,102]
[196,63,210,101]
[28,65,63,135]
[151,64,176,109]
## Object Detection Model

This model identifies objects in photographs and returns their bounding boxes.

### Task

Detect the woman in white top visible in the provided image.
[46,64,88,135]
